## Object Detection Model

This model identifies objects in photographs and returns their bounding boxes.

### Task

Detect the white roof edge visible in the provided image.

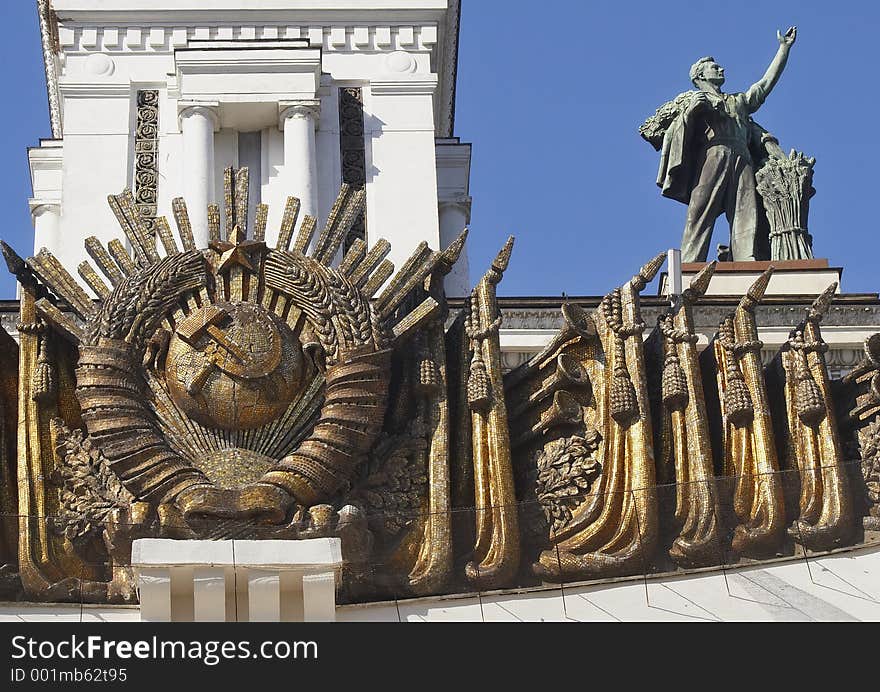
[52,0,450,10]
[440,0,461,137]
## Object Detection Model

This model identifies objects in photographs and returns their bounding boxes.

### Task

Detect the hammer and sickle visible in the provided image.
[176,305,247,395]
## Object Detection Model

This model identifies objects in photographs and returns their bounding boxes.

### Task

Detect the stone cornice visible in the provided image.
[52,1,452,20]
[370,76,438,96]
[446,297,880,334]
[27,141,64,163]
[175,44,322,73]
[57,80,133,98]
[435,140,472,161]
[448,294,880,310]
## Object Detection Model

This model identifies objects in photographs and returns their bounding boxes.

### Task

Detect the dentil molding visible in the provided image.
[57,24,439,55]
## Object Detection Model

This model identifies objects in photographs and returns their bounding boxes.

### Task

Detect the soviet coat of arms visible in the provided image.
[3,169,470,602]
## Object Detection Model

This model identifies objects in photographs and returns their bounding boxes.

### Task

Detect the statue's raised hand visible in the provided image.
[777,26,797,47]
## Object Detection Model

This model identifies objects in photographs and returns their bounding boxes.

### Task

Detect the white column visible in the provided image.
[247,569,281,622]
[302,571,337,622]
[169,567,194,622]
[279,100,321,226]
[179,103,219,248]
[279,572,304,622]
[439,196,472,297]
[193,568,228,622]
[137,569,172,622]
[31,203,61,254]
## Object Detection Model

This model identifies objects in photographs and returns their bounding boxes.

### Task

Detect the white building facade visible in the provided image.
[29,0,471,296]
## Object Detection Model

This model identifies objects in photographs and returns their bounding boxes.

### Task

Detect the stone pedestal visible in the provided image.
[659,259,842,298]
[131,538,342,622]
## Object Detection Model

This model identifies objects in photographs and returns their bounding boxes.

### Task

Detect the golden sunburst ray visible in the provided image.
[362,259,395,298]
[338,237,366,275]
[277,196,302,252]
[207,203,221,243]
[154,216,179,257]
[171,197,196,250]
[77,261,110,299]
[315,187,367,265]
[292,215,317,255]
[311,183,351,259]
[84,236,124,286]
[253,203,269,243]
[108,190,159,266]
[350,238,391,285]
[28,248,96,319]
[107,238,136,275]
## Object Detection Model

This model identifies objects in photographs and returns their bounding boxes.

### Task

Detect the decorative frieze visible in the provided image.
[482,301,880,378]
[134,90,160,239]
[56,25,440,55]
[468,303,880,332]
[338,87,367,252]
[501,345,867,377]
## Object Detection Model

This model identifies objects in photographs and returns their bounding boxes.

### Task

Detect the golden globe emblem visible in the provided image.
[165,302,304,430]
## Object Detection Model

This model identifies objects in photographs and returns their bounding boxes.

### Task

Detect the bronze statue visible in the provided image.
[641,27,801,262]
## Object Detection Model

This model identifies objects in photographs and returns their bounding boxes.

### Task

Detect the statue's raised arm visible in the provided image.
[744,26,796,113]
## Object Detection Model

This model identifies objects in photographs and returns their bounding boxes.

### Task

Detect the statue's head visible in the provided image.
[689,56,725,87]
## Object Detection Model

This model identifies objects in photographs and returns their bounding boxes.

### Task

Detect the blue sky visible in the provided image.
[1,1,878,298]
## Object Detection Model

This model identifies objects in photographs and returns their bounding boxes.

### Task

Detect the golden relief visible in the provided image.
[0,167,879,606]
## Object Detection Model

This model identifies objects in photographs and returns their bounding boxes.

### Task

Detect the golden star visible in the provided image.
[211,225,265,273]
